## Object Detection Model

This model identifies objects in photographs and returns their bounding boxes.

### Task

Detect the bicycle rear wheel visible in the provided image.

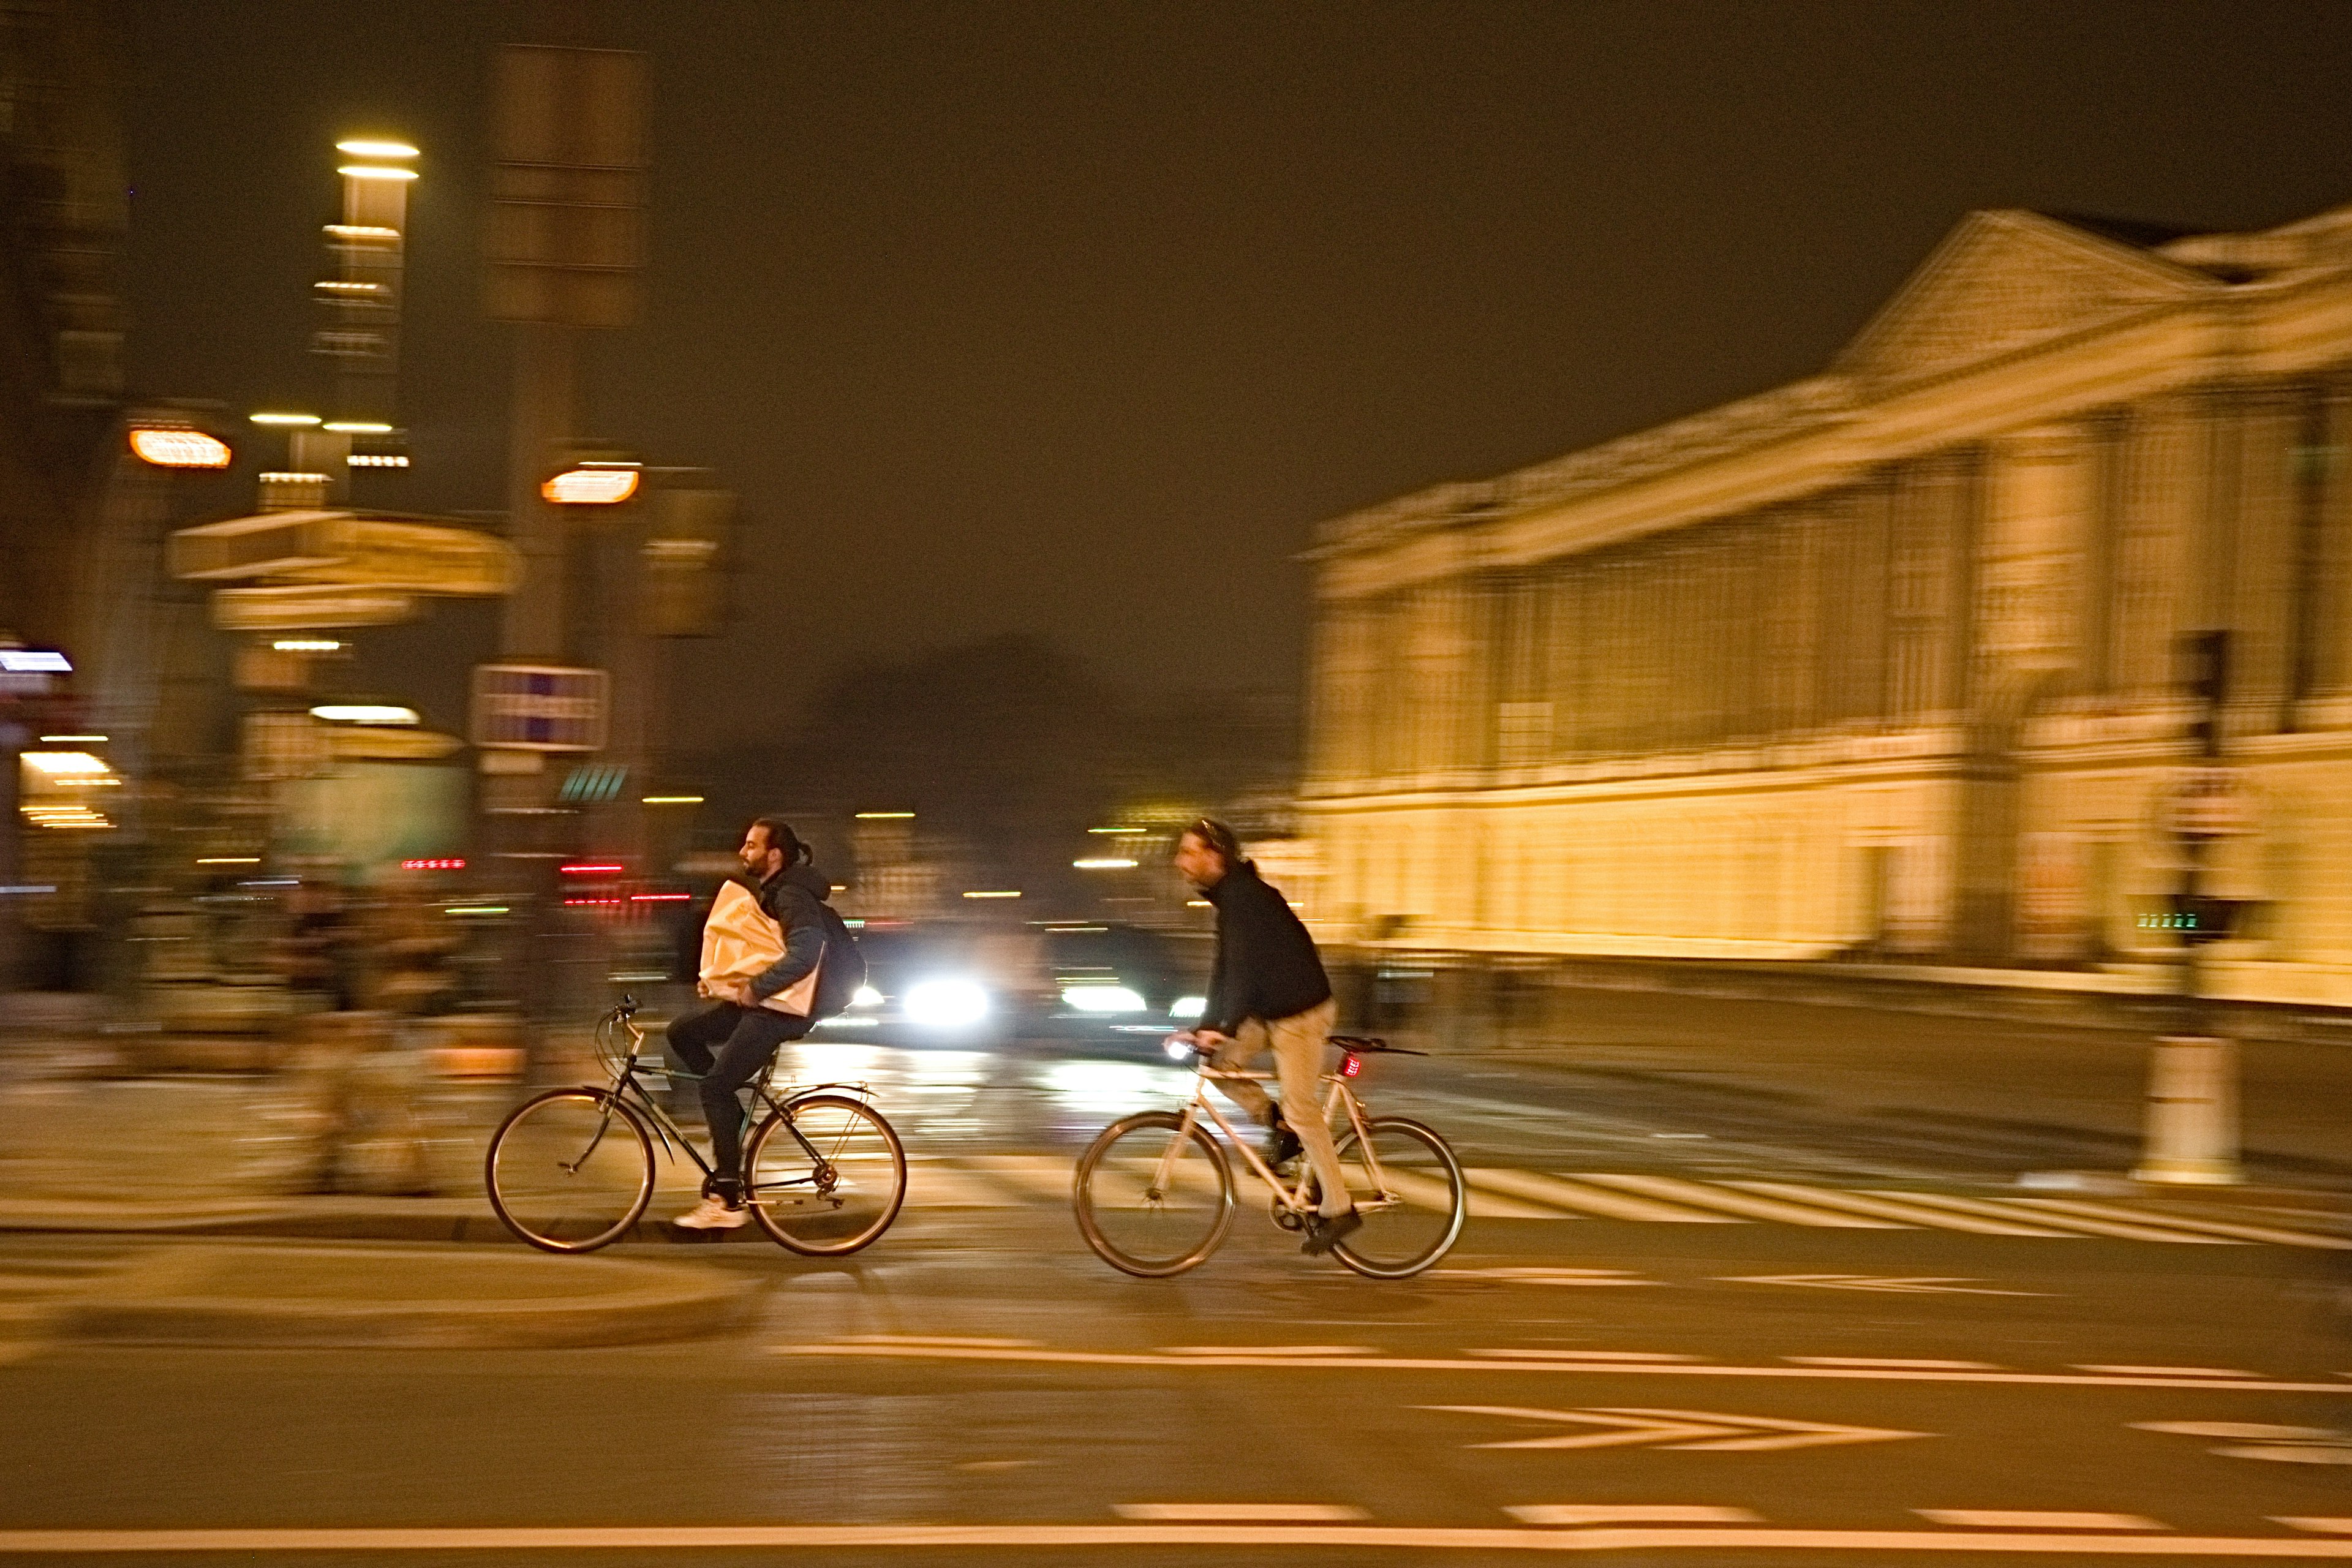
[1329,1117,1464,1278]
[485,1088,654,1253]
[1072,1110,1234,1277]
[744,1094,907,1256]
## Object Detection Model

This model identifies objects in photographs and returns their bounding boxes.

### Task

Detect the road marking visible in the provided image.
[1508,1506,1763,1525]
[1161,1345,1372,1357]
[1919,1512,2169,1531]
[2279,1521,2352,1535]
[1725,1273,2049,1296]
[1575,1172,1902,1228]
[1114,1504,1367,1521]
[1469,1349,1705,1363]
[1786,1357,2002,1370]
[1429,1173,1577,1219]
[2138,1424,2339,1441]
[1425,1404,1931,1452]
[2218,1446,2352,1465]
[1863,1192,2242,1246]
[1730,1183,2077,1235]
[2010,1198,2352,1251]
[2078,1365,2258,1378]
[963,1155,1074,1201]
[2133,1421,2352,1465]
[1428,1267,1654,1286]
[837,1335,1040,1349]
[1509,1173,1742,1223]
[776,1340,2345,1391]
[3,1523,2351,1555]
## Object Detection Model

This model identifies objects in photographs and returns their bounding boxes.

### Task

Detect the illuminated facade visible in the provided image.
[1302,203,2352,1004]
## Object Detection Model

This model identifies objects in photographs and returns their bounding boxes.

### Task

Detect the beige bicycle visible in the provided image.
[1071,1032,1464,1279]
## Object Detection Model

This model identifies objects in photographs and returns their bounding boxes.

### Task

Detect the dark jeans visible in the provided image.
[665,1001,811,1194]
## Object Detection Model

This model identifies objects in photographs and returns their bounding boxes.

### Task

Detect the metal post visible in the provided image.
[2137,628,2242,1185]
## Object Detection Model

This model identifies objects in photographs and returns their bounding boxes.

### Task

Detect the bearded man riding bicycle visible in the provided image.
[1175,818,1360,1254]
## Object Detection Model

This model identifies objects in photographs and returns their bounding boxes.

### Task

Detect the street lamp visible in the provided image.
[542,464,641,505]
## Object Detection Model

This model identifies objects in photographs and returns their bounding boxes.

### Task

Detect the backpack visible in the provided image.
[809,900,867,1019]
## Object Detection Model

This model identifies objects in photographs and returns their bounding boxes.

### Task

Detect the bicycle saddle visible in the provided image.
[1328,1033,1425,1057]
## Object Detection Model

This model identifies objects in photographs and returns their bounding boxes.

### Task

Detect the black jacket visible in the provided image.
[748,861,833,1003]
[1200,859,1332,1035]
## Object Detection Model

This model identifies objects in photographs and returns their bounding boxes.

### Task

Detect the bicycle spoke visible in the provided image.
[486,1091,653,1253]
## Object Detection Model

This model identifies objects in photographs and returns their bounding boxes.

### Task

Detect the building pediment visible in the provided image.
[1834,209,2215,385]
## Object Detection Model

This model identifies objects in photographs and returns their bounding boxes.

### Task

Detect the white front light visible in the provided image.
[1062,985,1145,1014]
[850,985,883,1009]
[1168,995,1207,1020]
[904,978,989,1029]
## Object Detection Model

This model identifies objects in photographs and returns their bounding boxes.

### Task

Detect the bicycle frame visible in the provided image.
[1166,1057,1399,1215]
[589,1006,875,1193]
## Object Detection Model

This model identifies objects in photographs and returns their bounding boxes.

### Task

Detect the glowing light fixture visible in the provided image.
[196,857,260,866]
[21,751,108,775]
[249,412,321,427]
[322,420,393,434]
[1088,826,1149,835]
[1073,857,1138,870]
[337,164,418,181]
[38,734,105,743]
[641,794,704,805]
[0,649,70,673]
[324,224,399,239]
[541,466,640,505]
[904,979,990,1029]
[1062,986,1146,1014]
[850,986,883,1009]
[129,428,230,469]
[272,639,344,653]
[960,889,1021,900]
[335,139,418,159]
[309,704,419,725]
[855,810,915,820]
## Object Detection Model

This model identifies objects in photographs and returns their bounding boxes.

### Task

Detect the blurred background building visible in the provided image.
[1302,202,2352,1008]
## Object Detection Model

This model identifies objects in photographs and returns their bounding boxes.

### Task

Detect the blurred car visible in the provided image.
[809,919,1207,1047]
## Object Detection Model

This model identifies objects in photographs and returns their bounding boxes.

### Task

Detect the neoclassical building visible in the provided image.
[1300,203,2352,1005]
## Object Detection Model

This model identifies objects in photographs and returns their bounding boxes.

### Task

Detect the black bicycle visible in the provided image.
[485,996,907,1256]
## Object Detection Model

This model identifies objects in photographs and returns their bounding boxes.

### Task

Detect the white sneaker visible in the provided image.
[674,1194,748,1230]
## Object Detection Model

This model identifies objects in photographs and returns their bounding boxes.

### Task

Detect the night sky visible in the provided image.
[124,1,2352,752]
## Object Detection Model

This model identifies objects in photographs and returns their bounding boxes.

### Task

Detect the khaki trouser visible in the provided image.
[1210,998,1348,1219]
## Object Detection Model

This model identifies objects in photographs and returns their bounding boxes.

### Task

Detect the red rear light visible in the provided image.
[1341,1054,1362,1078]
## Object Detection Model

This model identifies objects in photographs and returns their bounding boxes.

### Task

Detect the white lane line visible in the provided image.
[1574,1172,1902,1228]
[1469,1349,1704,1363]
[2279,1521,2352,1535]
[1787,1357,2002,1370]
[2078,1365,2258,1379]
[2011,1198,2352,1251]
[777,1341,2345,1392]
[1918,1511,2169,1531]
[6,1523,2352,1555]
[1115,1504,1368,1521]
[836,1335,1040,1348]
[1730,1183,2079,1236]
[1429,1267,1654,1286]
[1433,1171,1577,1219]
[1863,1191,2242,1246]
[1501,1174,1741,1223]
[1161,1345,1373,1357]
[908,1165,1026,1208]
[2138,1423,2340,1441]
[1509,1506,1763,1526]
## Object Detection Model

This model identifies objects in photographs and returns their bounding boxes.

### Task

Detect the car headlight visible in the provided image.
[904,978,989,1028]
[1168,995,1207,1020]
[850,985,883,1009]
[1062,985,1146,1014]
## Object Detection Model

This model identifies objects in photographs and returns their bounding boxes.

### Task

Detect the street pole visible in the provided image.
[2135,628,2242,1185]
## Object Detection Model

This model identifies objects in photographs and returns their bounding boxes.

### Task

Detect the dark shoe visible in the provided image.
[1300,1208,1362,1256]
[1264,1120,1303,1170]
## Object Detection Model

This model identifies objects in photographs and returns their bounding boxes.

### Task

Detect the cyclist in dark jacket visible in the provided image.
[1177,818,1357,1254]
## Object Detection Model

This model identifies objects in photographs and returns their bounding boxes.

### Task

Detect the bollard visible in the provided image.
[2132,1035,2242,1185]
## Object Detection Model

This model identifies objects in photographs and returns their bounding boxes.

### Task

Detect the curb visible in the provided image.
[52,1243,760,1349]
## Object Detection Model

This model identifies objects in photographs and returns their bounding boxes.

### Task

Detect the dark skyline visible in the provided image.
[123,0,2352,748]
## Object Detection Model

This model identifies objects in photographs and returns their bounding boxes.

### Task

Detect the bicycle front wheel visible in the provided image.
[485,1088,654,1253]
[1072,1110,1234,1278]
[1329,1117,1464,1279]
[744,1094,907,1256]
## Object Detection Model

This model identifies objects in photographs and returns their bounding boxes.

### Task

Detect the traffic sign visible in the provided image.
[471,663,608,752]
